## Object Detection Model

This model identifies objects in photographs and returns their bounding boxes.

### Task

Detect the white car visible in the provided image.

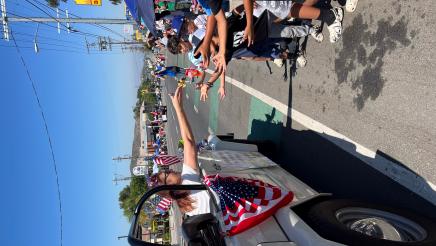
[128,135,436,246]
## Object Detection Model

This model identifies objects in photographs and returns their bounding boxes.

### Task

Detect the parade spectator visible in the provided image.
[243,0,344,43]
[191,0,228,71]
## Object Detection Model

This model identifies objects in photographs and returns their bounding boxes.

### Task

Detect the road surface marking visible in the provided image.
[186,93,189,99]
[193,105,199,114]
[171,108,175,121]
[206,69,436,206]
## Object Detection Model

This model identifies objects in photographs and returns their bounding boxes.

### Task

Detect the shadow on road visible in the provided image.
[247,107,436,218]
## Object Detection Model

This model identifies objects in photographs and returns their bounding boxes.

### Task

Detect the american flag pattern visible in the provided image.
[156,197,172,214]
[205,174,293,236]
[153,155,182,166]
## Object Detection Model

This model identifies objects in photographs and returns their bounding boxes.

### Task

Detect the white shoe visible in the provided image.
[296,55,307,68]
[310,25,324,43]
[327,7,344,43]
[346,0,359,13]
[273,59,284,68]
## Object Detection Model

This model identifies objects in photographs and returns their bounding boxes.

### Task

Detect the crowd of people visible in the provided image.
[147,0,359,103]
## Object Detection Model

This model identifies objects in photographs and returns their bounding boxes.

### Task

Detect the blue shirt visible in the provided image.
[196,0,224,16]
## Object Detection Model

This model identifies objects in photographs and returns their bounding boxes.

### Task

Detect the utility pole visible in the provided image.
[113,174,134,185]
[1,0,9,40]
[112,155,151,161]
[2,16,135,25]
[84,36,144,52]
[0,1,135,41]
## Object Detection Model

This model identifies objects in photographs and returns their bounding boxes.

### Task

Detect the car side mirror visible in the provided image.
[128,184,207,246]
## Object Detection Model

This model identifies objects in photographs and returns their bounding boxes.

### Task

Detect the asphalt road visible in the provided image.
[162,0,436,224]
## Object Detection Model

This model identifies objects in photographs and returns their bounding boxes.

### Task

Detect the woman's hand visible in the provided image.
[218,86,226,100]
[194,44,210,68]
[200,84,210,101]
[212,52,227,72]
[243,24,254,47]
[169,86,184,111]
[195,82,203,90]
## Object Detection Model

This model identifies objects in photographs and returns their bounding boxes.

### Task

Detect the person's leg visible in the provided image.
[240,56,272,61]
[300,0,319,7]
[269,22,312,39]
[289,4,320,20]
[289,4,343,43]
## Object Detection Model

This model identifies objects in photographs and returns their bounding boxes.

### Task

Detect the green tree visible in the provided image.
[118,176,148,220]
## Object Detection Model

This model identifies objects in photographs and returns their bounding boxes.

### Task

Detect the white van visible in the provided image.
[128,135,436,246]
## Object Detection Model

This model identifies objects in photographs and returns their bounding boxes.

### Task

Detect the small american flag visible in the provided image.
[205,174,294,236]
[153,155,181,166]
[156,197,172,214]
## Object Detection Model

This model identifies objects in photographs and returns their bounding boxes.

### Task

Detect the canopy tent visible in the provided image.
[124,0,157,36]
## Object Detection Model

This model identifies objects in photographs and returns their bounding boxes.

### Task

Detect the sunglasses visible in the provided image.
[149,169,172,187]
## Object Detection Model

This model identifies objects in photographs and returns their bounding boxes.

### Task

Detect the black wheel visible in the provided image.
[306,199,436,246]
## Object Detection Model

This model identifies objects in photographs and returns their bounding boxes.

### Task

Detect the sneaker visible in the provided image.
[346,0,359,13]
[273,59,284,68]
[327,7,344,43]
[296,55,307,68]
[310,25,324,43]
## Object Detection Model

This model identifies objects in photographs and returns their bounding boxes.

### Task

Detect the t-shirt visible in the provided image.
[188,28,206,67]
[160,36,168,47]
[256,0,292,20]
[197,0,223,16]
[194,14,207,31]
[181,164,211,216]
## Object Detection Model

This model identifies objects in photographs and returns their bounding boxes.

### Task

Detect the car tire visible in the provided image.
[306,199,436,246]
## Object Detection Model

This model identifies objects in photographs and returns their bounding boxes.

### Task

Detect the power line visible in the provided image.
[30,0,126,39]
[3,33,85,48]
[8,0,40,14]
[2,37,84,49]
[13,31,84,45]
[24,0,69,30]
[6,11,103,39]
[9,30,64,246]
[0,43,126,54]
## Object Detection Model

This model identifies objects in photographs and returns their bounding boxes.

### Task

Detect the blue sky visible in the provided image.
[0,1,142,245]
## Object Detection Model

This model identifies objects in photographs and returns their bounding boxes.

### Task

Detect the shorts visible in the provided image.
[255,0,293,20]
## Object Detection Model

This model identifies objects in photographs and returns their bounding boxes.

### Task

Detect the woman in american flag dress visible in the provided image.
[151,86,293,235]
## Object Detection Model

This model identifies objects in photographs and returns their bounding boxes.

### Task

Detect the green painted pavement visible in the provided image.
[247,97,284,145]
[208,81,220,133]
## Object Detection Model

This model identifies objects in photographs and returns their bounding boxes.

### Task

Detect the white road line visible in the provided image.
[206,69,436,205]
[193,105,199,114]
[170,107,179,135]
[186,93,189,99]
[171,108,176,121]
